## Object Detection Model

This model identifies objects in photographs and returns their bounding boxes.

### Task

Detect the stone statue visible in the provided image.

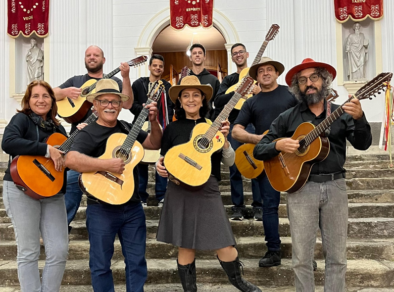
[346,22,369,80]
[26,38,44,84]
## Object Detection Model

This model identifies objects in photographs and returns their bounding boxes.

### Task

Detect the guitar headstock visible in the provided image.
[181,66,190,78]
[326,89,339,102]
[147,80,164,103]
[355,72,393,101]
[265,24,280,41]
[236,77,255,96]
[127,56,148,67]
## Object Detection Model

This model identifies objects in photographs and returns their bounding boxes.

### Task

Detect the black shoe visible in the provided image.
[177,259,197,292]
[313,259,317,271]
[259,250,281,267]
[252,207,263,221]
[218,256,262,292]
[230,206,245,221]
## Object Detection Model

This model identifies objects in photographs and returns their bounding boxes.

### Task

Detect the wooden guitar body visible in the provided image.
[10,133,68,199]
[56,79,96,124]
[235,143,265,179]
[164,123,225,189]
[225,67,256,110]
[141,121,162,164]
[79,133,145,205]
[264,122,330,193]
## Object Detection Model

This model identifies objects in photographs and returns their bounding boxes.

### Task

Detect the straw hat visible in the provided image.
[249,57,285,81]
[169,75,213,104]
[86,79,129,103]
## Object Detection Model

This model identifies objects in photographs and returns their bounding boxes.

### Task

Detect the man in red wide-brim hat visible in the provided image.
[253,58,372,292]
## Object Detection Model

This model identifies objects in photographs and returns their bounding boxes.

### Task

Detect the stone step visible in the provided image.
[0,259,392,288]
[2,237,393,262]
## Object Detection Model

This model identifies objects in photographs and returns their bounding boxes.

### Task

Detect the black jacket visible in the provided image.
[212,72,239,123]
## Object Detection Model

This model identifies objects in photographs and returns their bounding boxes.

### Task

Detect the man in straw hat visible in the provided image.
[65,78,162,291]
[232,56,298,268]
[254,58,372,291]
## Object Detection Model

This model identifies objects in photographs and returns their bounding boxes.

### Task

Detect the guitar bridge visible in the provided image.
[243,151,257,169]
[96,171,124,187]
[33,159,55,181]
[278,153,290,176]
[179,153,202,170]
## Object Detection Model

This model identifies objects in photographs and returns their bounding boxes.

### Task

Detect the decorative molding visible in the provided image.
[343,81,367,96]
[11,93,24,104]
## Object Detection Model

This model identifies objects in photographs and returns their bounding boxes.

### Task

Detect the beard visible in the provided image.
[300,86,326,105]
[85,61,103,74]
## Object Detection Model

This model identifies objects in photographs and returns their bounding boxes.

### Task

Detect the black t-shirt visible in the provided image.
[160,118,223,181]
[59,74,122,133]
[234,85,299,134]
[70,120,148,205]
[212,72,240,123]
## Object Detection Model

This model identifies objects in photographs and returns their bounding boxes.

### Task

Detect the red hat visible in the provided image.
[285,58,337,86]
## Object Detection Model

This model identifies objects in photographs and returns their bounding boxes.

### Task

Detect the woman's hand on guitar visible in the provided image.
[219,120,230,139]
[66,87,82,100]
[106,158,125,174]
[156,157,168,178]
[342,95,363,120]
[275,138,300,153]
[76,123,88,130]
[48,146,65,172]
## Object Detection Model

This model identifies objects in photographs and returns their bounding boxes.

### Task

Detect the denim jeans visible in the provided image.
[255,173,281,251]
[65,170,83,230]
[86,201,147,292]
[138,164,167,203]
[227,123,261,207]
[3,181,68,292]
[287,179,348,292]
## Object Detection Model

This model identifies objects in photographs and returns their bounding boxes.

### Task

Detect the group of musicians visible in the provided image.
[2,41,372,292]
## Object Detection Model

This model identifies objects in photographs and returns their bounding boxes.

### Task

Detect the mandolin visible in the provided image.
[57,56,147,124]
[10,110,98,199]
[164,77,255,189]
[225,24,279,110]
[79,81,164,205]
[264,73,392,193]
[235,90,340,179]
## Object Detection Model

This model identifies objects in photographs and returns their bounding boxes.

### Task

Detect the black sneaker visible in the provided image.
[259,250,281,267]
[230,206,245,221]
[253,207,263,221]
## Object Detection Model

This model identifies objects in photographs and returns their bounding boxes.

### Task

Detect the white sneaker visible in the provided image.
[158,199,164,207]
[141,201,147,207]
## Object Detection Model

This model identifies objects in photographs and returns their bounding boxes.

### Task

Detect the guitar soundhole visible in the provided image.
[193,135,213,153]
[197,137,210,149]
[81,87,90,96]
[115,149,130,162]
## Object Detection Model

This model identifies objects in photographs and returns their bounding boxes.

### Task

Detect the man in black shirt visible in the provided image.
[65,79,162,291]
[53,45,134,232]
[254,58,372,291]
[214,43,262,222]
[232,57,298,268]
[130,54,173,206]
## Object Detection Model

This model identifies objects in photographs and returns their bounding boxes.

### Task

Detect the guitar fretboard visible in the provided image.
[250,40,269,67]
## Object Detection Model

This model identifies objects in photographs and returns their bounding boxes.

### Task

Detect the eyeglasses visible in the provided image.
[96,99,122,108]
[298,73,320,85]
[232,50,246,57]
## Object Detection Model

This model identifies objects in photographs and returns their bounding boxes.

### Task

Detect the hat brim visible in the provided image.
[249,61,285,81]
[86,92,130,103]
[285,62,337,86]
[169,84,213,104]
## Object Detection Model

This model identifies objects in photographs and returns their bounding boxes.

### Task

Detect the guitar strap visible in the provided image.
[325,100,332,136]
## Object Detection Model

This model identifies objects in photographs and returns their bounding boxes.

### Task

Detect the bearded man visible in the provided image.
[253,58,372,291]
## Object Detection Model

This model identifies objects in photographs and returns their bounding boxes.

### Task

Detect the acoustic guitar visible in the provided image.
[79,81,164,205]
[10,110,98,199]
[57,55,147,124]
[264,72,392,193]
[164,77,255,189]
[141,121,162,164]
[225,24,279,110]
[235,90,340,179]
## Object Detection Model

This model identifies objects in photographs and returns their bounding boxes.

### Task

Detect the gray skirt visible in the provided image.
[156,176,236,250]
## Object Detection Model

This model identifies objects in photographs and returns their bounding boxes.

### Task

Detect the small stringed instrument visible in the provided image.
[57,55,148,124]
[173,66,191,122]
[10,110,98,199]
[264,72,392,193]
[141,121,162,164]
[164,77,255,189]
[79,81,164,205]
[225,24,279,110]
[235,90,340,179]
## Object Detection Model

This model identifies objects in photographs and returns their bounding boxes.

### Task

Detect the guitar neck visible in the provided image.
[250,41,269,67]
[104,67,121,79]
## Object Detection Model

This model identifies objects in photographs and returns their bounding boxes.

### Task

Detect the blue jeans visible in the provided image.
[86,202,147,292]
[287,179,348,292]
[65,170,83,230]
[227,123,261,207]
[3,181,68,292]
[255,173,281,251]
[138,164,167,203]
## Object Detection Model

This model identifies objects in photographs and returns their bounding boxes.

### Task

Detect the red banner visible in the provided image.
[170,0,214,30]
[7,0,50,38]
[334,0,383,23]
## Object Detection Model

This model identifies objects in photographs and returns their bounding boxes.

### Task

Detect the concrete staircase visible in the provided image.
[0,147,394,291]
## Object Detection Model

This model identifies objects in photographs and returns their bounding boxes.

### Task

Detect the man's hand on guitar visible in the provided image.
[106,158,125,174]
[144,102,158,123]
[342,95,363,120]
[66,87,82,100]
[252,83,261,95]
[48,146,65,172]
[156,157,168,178]
[275,138,300,153]
[76,123,88,131]
[119,62,130,78]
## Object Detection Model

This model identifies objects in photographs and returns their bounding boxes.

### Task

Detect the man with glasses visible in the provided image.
[53,45,133,233]
[253,58,372,291]
[213,43,262,222]
[65,78,162,291]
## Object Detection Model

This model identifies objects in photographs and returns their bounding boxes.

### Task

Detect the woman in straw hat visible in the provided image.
[156,76,261,292]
